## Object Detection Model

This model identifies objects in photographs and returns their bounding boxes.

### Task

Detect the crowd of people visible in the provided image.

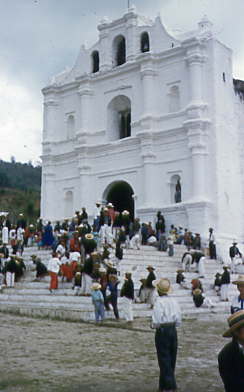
[1,206,244,391]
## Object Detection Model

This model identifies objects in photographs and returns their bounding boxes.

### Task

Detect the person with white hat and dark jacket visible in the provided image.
[218,310,244,392]
[231,275,244,314]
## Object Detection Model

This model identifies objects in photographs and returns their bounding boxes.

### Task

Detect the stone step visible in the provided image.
[0,292,237,307]
[0,301,230,323]
[1,244,232,321]
[0,295,230,310]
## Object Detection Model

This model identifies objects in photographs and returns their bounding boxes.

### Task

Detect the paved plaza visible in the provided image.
[0,313,227,392]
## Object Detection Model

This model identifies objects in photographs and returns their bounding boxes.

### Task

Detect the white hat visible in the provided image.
[106,260,114,268]
[99,267,106,273]
[91,282,102,290]
[122,210,130,215]
[70,252,80,262]
[153,278,172,294]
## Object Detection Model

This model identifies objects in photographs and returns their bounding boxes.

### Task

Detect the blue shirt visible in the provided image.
[231,295,244,314]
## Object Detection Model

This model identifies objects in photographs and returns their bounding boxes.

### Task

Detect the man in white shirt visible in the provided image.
[2,225,9,245]
[93,202,101,233]
[47,252,61,293]
[152,278,181,392]
[209,227,217,259]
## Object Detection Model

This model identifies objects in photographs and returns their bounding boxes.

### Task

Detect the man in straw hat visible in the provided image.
[231,275,244,314]
[220,265,231,302]
[91,282,105,323]
[145,265,157,308]
[151,278,181,392]
[229,241,242,274]
[218,310,244,391]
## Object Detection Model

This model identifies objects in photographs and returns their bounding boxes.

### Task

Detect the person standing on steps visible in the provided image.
[120,272,134,325]
[47,252,61,293]
[151,278,181,392]
[107,274,120,320]
[209,228,217,259]
[229,242,242,274]
[221,266,231,302]
[231,275,244,314]
[145,265,156,308]
[167,235,174,257]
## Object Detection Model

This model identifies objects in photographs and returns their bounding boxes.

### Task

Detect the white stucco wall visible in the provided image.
[41,8,244,247]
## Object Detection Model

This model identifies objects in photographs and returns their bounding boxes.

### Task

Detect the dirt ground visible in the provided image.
[0,313,228,392]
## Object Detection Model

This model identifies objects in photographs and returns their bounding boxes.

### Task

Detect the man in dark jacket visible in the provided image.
[218,310,244,392]
[145,265,156,308]
[121,272,134,323]
[5,256,18,287]
[229,242,242,274]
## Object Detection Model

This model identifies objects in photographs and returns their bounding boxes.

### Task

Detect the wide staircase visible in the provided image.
[0,245,239,322]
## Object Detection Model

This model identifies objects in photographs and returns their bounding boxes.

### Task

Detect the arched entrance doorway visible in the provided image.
[103,181,134,218]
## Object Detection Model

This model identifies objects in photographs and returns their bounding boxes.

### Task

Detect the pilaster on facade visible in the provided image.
[99,29,111,72]
[77,82,94,144]
[183,39,208,108]
[140,63,157,122]
[43,99,59,143]
[184,119,210,202]
[125,7,138,62]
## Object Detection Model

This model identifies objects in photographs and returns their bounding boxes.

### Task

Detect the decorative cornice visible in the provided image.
[185,53,208,65]
[104,84,132,95]
[140,68,157,78]
[44,100,59,107]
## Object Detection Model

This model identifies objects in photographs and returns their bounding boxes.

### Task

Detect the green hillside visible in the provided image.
[0,160,41,223]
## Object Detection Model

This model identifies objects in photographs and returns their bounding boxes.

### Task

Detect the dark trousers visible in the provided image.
[209,241,217,259]
[155,325,178,391]
[110,295,119,319]
[102,289,110,311]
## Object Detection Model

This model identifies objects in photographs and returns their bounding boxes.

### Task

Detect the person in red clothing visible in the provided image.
[70,232,80,252]
[47,252,61,292]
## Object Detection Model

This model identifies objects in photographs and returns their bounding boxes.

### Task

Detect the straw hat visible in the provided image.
[91,282,101,290]
[147,265,155,271]
[99,267,106,273]
[177,269,184,273]
[106,260,114,268]
[122,210,130,215]
[223,310,244,338]
[153,278,172,294]
[85,233,94,240]
[193,289,202,296]
[232,275,244,285]
[223,265,230,270]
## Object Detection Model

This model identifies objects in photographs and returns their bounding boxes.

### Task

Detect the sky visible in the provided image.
[0,0,243,164]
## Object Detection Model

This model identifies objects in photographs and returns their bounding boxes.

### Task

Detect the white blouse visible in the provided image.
[152,295,182,327]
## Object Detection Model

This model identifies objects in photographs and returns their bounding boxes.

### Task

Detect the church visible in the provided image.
[41,5,244,247]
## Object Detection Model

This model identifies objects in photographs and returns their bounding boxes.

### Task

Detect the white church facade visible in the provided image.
[41,6,244,246]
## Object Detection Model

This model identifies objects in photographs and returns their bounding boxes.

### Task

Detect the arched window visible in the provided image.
[113,35,126,67]
[141,32,150,53]
[64,190,74,218]
[67,115,75,139]
[91,50,99,73]
[170,175,182,204]
[168,85,180,113]
[107,95,131,141]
